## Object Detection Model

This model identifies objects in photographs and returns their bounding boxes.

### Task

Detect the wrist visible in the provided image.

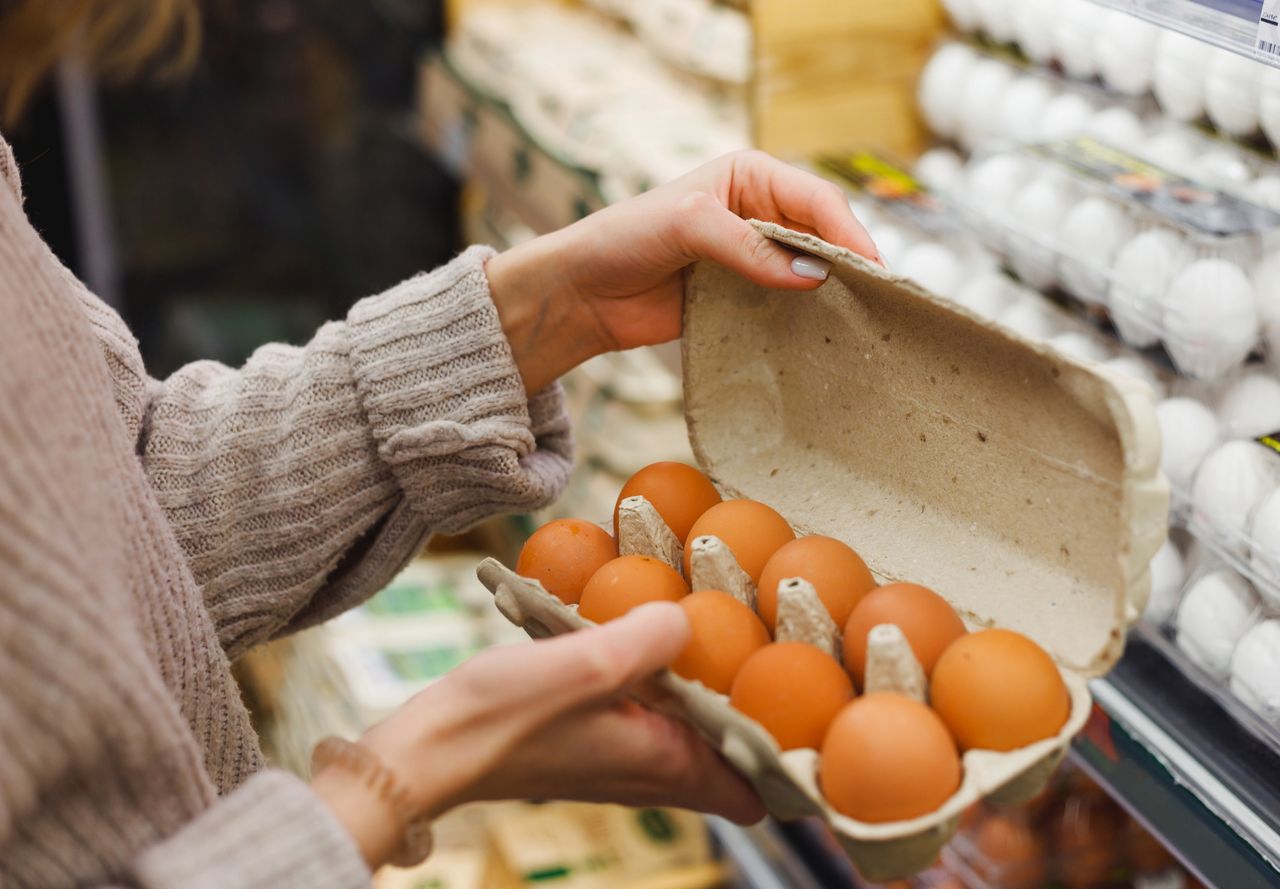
[310,762,405,870]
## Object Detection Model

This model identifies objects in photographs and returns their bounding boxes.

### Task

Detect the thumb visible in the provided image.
[675,192,831,290]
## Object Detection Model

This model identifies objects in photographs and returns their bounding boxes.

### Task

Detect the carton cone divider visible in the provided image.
[688,534,756,606]
[774,577,842,661]
[616,494,682,572]
[863,624,927,703]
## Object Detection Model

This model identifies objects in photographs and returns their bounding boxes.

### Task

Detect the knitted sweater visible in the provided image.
[0,135,573,888]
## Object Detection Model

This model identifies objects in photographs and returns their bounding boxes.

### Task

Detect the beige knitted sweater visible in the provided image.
[0,135,573,888]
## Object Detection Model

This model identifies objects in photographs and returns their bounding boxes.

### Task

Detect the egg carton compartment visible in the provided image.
[955,137,1280,381]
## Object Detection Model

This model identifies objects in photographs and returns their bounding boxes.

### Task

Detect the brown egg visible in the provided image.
[516,518,618,605]
[613,461,722,543]
[670,590,769,694]
[729,642,852,750]
[841,582,967,688]
[973,812,1047,889]
[1123,816,1174,875]
[577,555,689,623]
[1051,795,1122,888]
[756,536,877,634]
[683,499,795,583]
[819,692,962,823]
[931,629,1070,752]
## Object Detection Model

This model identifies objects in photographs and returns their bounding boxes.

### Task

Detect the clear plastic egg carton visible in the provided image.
[956,136,1280,381]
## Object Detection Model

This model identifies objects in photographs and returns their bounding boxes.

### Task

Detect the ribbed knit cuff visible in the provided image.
[132,771,371,889]
[347,246,573,533]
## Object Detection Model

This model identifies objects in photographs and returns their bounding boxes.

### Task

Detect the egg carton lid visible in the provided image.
[681,222,1168,677]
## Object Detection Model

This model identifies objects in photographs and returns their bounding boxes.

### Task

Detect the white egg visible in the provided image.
[919,44,980,139]
[1010,0,1055,64]
[1053,0,1100,80]
[940,0,982,31]
[1249,175,1280,212]
[1096,10,1160,96]
[1176,569,1262,679]
[964,154,1031,221]
[1009,178,1075,290]
[954,272,1019,319]
[1156,397,1220,490]
[872,224,915,269]
[914,148,965,193]
[1141,129,1200,176]
[1049,331,1112,364]
[999,299,1063,342]
[898,243,966,298]
[959,59,1017,150]
[1250,491,1280,592]
[1144,539,1186,625]
[1058,197,1136,301]
[1109,229,1190,348]
[1103,355,1167,399]
[1084,107,1146,150]
[1260,67,1280,149]
[1231,620,1280,725]
[1254,253,1280,359]
[1192,440,1280,553]
[1164,259,1260,379]
[1216,371,1280,438]
[999,77,1056,144]
[1195,148,1253,189]
[1204,48,1263,137]
[973,0,1015,43]
[1153,31,1211,122]
[1037,93,1097,142]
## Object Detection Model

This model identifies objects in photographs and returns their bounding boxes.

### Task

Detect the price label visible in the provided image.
[1257,0,1280,60]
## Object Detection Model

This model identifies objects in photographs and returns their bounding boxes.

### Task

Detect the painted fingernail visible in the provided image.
[791,255,831,281]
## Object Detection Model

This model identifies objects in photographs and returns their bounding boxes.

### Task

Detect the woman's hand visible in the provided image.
[486,151,880,393]
[314,602,764,870]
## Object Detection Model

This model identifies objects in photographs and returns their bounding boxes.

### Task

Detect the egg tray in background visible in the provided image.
[955,137,1280,381]
[479,223,1167,880]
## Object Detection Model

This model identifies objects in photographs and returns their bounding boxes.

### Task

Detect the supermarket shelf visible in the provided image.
[1073,629,1280,889]
[1088,0,1280,68]
[707,818,827,889]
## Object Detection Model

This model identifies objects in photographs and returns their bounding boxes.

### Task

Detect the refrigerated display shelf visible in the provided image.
[1074,629,1280,889]
[1087,0,1280,69]
[708,818,828,889]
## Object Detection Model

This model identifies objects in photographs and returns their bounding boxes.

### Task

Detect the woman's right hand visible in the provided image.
[314,602,764,869]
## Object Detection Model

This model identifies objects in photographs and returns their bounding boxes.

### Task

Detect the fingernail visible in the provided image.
[791,255,831,281]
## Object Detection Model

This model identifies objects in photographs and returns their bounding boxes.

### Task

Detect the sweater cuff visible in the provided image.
[347,246,573,533]
[132,771,371,889]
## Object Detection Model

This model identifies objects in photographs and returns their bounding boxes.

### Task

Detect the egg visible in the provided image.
[1164,259,1259,379]
[1191,440,1280,554]
[669,590,769,693]
[730,642,853,750]
[1155,397,1219,490]
[1101,355,1166,399]
[1194,148,1253,189]
[578,554,689,623]
[1049,331,1112,364]
[1141,129,1199,176]
[1084,107,1146,150]
[1051,795,1123,889]
[683,499,795,583]
[914,148,965,193]
[1096,10,1159,95]
[955,272,1019,320]
[1009,178,1075,290]
[842,582,967,687]
[1124,817,1175,875]
[871,223,915,270]
[1249,489,1280,588]
[999,77,1055,144]
[1253,252,1280,358]
[965,154,1031,222]
[931,628,1070,751]
[818,693,962,823]
[1215,371,1280,438]
[919,44,980,139]
[1108,229,1189,348]
[1053,0,1099,80]
[940,0,981,31]
[999,299,1063,342]
[1036,93,1096,142]
[1153,31,1211,121]
[757,536,876,634]
[959,59,1017,150]
[1144,539,1187,625]
[1229,619,1280,726]
[1250,175,1280,212]
[973,0,1014,43]
[1010,0,1055,64]
[1204,48,1262,137]
[972,813,1047,889]
[614,461,721,543]
[517,518,618,605]
[1175,569,1262,679]
[1058,197,1135,301]
[898,243,965,299]
[1261,67,1280,148]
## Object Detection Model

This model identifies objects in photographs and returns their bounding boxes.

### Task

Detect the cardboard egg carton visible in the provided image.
[477,222,1168,879]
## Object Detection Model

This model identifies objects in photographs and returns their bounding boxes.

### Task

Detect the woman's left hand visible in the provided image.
[486,151,880,392]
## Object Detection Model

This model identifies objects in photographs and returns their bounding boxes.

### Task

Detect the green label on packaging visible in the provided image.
[1033,137,1280,238]
[816,150,961,235]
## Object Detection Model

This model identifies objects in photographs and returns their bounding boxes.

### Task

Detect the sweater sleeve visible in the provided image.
[130,772,372,889]
[140,246,573,658]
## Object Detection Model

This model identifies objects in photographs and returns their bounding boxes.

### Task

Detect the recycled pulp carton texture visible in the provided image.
[477,223,1168,879]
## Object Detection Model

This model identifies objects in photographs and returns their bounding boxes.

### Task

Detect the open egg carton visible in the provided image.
[955,135,1280,381]
[478,223,1166,879]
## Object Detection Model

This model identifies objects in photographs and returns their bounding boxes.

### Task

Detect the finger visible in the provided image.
[731,153,883,266]
[674,191,833,291]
